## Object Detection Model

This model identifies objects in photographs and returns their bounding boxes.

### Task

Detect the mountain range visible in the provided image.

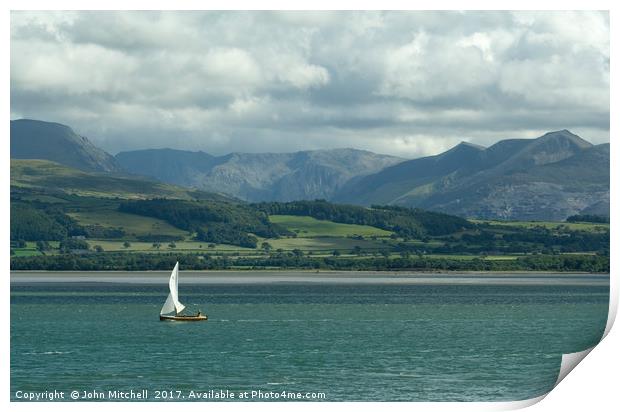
[10,119,610,220]
[116,148,403,202]
[335,130,610,220]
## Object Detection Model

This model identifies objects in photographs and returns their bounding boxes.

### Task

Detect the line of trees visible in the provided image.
[10,252,609,273]
[566,214,609,224]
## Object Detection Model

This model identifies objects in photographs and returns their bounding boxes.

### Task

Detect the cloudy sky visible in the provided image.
[10,11,609,158]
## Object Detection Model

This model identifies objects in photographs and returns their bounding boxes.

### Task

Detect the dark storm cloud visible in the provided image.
[10,11,609,158]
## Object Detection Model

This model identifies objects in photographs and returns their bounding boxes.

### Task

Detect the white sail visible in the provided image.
[160,262,186,315]
[160,293,175,315]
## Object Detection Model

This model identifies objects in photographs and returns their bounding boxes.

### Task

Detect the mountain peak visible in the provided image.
[438,140,485,160]
[537,129,593,149]
[543,129,575,137]
[456,141,486,150]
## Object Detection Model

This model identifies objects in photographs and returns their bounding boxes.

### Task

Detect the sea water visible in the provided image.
[10,273,609,401]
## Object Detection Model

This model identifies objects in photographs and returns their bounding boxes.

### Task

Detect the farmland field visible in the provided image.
[265,236,388,252]
[471,219,609,233]
[424,254,520,261]
[68,210,189,238]
[270,215,392,237]
[85,240,252,253]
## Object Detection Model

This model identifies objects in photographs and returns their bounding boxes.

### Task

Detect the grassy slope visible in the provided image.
[269,215,392,237]
[68,210,188,238]
[265,214,393,252]
[11,159,194,200]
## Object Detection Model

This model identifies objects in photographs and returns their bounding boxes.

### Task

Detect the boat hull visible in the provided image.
[159,314,208,321]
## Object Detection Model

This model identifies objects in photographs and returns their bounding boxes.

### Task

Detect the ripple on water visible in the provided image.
[10,281,608,401]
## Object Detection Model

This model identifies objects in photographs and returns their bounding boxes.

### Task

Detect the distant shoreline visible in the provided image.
[11,269,610,276]
[10,270,610,286]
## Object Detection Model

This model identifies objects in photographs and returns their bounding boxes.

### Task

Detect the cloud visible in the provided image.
[379,30,497,101]
[10,11,609,158]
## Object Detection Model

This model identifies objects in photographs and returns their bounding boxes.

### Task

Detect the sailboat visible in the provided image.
[159,262,208,321]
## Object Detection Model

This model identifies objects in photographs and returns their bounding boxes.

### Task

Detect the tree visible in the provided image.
[36,240,50,252]
[292,248,304,257]
[261,242,273,253]
[11,207,68,241]
[123,241,131,249]
[152,242,161,249]
[59,238,89,253]
[567,214,609,224]
[93,245,104,253]
[332,250,341,256]
[168,242,177,249]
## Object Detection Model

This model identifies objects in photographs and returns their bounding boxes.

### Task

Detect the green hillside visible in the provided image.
[269,215,392,237]
[10,187,609,272]
[11,159,229,201]
[67,210,189,239]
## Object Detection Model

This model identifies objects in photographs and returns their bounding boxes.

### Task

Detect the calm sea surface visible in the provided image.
[11,272,609,401]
